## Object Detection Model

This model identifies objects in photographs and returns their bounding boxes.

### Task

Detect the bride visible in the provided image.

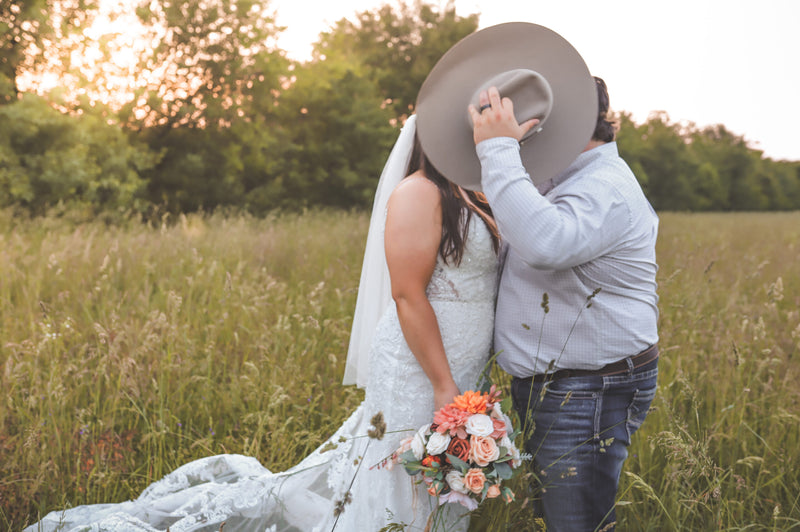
[28,114,500,531]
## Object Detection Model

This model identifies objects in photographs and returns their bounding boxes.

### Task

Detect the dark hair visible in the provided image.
[593,76,617,143]
[408,137,500,265]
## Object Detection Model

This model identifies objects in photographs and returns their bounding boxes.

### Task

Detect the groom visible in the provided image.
[468,78,659,531]
[414,23,659,530]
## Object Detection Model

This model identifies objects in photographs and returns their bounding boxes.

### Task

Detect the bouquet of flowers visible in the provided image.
[390,386,524,510]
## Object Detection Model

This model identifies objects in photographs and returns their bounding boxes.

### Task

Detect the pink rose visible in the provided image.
[490,417,507,439]
[469,435,500,467]
[486,484,501,498]
[439,489,478,510]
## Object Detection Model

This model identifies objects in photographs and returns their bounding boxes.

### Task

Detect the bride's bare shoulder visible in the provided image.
[390,171,439,202]
[385,172,441,228]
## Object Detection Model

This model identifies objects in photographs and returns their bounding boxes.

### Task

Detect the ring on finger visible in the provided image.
[478,103,492,113]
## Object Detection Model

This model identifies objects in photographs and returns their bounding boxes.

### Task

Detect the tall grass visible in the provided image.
[1,210,798,530]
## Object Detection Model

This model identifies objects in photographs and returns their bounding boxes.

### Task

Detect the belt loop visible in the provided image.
[625,356,634,376]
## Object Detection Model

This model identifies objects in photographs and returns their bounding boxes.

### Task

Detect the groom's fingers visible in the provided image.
[487,87,503,112]
[520,118,541,136]
[479,90,490,110]
[467,104,481,127]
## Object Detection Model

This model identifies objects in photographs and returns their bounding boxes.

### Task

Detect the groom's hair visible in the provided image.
[593,76,616,143]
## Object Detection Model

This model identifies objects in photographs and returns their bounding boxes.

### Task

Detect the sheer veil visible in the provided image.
[342,115,417,388]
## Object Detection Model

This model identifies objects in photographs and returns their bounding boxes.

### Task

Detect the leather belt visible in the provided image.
[530,344,659,383]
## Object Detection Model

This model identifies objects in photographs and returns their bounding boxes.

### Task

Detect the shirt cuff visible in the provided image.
[476,137,525,181]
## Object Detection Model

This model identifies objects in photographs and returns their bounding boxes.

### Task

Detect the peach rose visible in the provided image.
[463,468,486,494]
[486,484,501,499]
[427,479,444,497]
[469,435,500,467]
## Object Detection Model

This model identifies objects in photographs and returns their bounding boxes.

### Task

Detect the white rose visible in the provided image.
[411,424,431,460]
[499,435,513,454]
[445,470,469,494]
[425,431,451,456]
[465,414,494,437]
[502,437,522,468]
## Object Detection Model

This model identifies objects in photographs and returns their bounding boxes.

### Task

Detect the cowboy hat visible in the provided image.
[415,22,598,190]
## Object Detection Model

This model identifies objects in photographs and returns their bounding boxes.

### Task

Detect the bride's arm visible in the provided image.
[384,175,460,411]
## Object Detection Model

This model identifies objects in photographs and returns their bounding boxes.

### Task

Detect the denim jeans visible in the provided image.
[510,357,658,532]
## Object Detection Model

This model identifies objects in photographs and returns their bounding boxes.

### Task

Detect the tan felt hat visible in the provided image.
[415,22,598,190]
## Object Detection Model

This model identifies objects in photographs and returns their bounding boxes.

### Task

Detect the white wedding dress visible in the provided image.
[28,215,498,532]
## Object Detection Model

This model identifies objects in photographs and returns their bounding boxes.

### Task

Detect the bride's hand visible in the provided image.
[434,381,461,412]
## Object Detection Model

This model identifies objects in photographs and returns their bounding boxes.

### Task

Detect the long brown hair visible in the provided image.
[408,136,500,265]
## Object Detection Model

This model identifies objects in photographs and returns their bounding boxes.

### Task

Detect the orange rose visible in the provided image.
[486,484,501,498]
[501,487,515,503]
[463,468,486,494]
[446,437,471,463]
[422,455,441,468]
[453,390,489,414]
[469,435,500,467]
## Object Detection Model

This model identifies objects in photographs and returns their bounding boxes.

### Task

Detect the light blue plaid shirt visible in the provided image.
[477,139,659,377]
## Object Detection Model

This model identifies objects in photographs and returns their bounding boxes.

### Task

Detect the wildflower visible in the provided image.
[367,412,386,440]
[333,491,352,517]
[319,441,338,454]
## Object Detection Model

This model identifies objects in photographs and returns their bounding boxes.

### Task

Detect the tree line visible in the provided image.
[1,0,798,217]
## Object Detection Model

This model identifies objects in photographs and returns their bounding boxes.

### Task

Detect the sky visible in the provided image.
[272,0,800,161]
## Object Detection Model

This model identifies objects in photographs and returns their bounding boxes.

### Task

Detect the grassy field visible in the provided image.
[1,209,799,530]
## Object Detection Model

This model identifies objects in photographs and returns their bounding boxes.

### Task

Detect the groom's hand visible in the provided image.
[468,86,539,145]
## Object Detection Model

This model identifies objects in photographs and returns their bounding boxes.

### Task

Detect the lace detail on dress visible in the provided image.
[426,216,497,303]
[28,216,498,532]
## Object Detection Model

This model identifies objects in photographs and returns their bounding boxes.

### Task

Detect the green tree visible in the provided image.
[267,57,396,210]
[618,112,699,211]
[0,94,157,213]
[130,0,291,211]
[690,124,765,210]
[0,0,99,103]
[129,0,288,129]
[313,0,478,117]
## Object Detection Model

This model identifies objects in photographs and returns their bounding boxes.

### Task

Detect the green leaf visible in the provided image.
[494,461,513,480]
[445,453,469,473]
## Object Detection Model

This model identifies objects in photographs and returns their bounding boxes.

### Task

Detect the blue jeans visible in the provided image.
[510,357,658,532]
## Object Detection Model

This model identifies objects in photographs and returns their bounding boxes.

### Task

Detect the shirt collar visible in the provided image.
[550,141,618,189]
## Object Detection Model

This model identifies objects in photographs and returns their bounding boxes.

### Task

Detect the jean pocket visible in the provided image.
[626,385,657,441]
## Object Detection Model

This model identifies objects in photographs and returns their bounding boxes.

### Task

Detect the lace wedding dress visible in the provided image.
[29,215,498,532]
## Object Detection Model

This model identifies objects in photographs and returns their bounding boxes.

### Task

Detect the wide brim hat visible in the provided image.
[415,22,598,190]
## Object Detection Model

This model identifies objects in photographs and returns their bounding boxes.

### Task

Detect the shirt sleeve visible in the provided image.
[477,137,629,270]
